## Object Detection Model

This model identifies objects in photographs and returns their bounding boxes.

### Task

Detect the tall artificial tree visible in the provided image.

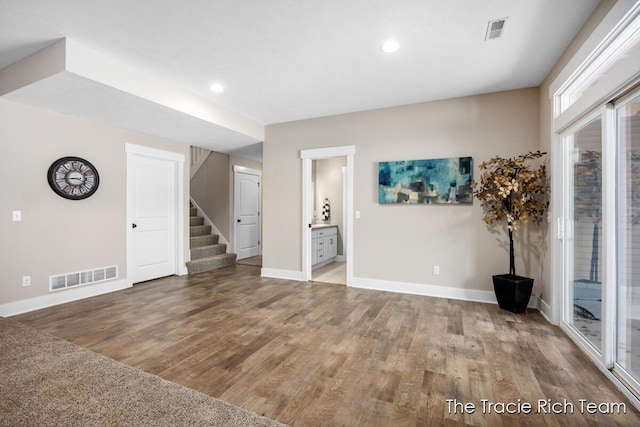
[473,151,549,276]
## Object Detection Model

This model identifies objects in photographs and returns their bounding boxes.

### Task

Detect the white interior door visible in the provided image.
[234,166,261,260]
[129,152,177,283]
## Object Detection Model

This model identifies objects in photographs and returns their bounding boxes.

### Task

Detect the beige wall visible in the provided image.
[264,88,541,294]
[0,99,190,306]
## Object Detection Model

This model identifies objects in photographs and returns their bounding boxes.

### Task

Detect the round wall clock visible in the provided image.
[47,156,100,200]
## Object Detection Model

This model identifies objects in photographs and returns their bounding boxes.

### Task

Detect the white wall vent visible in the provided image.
[49,265,118,292]
[485,18,507,41]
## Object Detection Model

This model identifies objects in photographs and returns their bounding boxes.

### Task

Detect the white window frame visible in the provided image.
[550,0,640,409]
[611,89,640,395]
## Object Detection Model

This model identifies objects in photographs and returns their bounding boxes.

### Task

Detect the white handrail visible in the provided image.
[190,146,211,179]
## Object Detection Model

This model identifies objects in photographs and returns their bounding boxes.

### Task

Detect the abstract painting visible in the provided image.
[378,157,473,204]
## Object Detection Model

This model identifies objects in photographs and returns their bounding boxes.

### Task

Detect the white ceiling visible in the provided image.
[0,0,600,160]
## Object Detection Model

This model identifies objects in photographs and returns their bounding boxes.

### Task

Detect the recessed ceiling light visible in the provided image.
[381,40,400,53]
[209,83,224,93]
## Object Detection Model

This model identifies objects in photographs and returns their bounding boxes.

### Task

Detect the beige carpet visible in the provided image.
[0,317,286,427]
[236,255,262,267]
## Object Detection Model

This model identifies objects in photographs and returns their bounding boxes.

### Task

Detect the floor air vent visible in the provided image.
[50,265,118,292]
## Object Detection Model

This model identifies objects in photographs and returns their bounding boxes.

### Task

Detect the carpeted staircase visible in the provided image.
[186,205,237,274]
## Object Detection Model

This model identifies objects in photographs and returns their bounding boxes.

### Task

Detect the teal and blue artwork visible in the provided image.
[378,157,473,204]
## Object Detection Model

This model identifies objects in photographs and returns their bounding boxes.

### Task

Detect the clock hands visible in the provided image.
[66,171,85,185]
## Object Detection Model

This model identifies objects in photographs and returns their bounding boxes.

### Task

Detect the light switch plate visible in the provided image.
[12,211,21,221]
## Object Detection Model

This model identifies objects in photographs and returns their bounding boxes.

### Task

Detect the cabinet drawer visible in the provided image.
[313,227,337,238]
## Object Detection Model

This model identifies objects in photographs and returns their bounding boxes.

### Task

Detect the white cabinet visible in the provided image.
[324,232,337,260]
[312,236,318,264]
[312,226,338,269]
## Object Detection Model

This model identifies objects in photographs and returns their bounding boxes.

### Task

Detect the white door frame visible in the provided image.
[339,166,347,262]
[233,165,262,258]
[125,143,186,284]
[301,145,355,284]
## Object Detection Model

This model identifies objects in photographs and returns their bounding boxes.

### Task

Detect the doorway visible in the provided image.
[300,145,355,285]
[310,157,346,285]
[233,165,262,260]
[125,144,185,284]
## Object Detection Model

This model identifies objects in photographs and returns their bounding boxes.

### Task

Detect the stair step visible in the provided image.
[190,234,219,248]
[190,216,204,226]
[186,253,237,274]
[189,207,197,217]
[191,244,226,260]
[190,224,212,237]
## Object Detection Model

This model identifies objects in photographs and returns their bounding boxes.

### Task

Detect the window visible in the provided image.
[552,2,640,406]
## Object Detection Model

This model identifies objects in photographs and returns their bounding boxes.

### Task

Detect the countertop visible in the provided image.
[311,224,337,229]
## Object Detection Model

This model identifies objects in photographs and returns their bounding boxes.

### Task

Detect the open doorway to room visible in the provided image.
[301,145,354,286]
[310,158,346,285]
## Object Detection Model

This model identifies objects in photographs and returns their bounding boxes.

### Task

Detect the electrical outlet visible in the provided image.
[355,210,361,219]
[22,276,31,287]
[433,265,440,275]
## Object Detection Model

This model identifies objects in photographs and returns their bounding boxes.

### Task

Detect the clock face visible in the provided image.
[47,157,100,200]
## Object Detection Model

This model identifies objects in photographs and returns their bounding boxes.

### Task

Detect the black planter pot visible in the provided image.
[492,274,534,313]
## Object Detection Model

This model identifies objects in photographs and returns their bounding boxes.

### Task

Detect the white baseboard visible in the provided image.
[259,271,541,310]
[261,268,303,281]
[0,279,132,317]
[351,276,540,309]
[539,298,553,323]
[336,255,346,262]
[530,295,541,310]
[352,276,496,303]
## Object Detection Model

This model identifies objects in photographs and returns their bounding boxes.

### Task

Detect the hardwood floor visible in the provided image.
[312,261,346,285]
[13,265,640,426]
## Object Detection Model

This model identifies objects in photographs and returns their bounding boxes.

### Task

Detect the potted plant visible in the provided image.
[473,150,549,313]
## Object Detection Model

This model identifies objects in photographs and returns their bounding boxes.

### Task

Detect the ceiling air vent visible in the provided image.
[485,18,507,41]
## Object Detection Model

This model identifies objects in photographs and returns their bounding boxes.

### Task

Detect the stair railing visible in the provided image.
[190,146,212,179]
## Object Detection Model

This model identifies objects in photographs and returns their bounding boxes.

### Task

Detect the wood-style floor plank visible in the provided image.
[12,265,640,426]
